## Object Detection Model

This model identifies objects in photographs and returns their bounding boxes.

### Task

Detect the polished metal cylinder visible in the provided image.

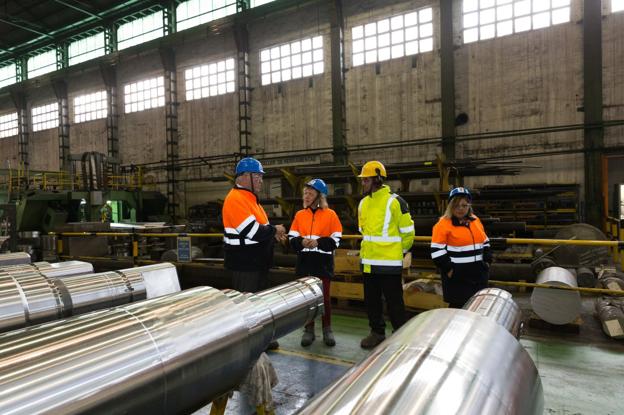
[531,266,581,325]
[0,263,180,333]
[0,277,323,415]
[0,252,31,266]
[298,289,542,415]
[463,287,522,338]
[0,260,94,277]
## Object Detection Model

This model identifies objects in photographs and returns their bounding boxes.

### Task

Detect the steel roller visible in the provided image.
[298,288,542,415]
[0,252,31,266]
[531,266,581,325]
[0,262,180,333]
[0,277,323,415]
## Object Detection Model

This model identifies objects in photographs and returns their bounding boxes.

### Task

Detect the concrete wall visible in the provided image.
[0,0,623,218]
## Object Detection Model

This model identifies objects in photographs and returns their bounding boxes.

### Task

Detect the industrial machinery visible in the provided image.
[0,277,323,414]
[298,288,543,415]
[0,262,180,333]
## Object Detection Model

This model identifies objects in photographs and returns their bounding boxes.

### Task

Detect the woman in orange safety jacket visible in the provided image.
[430,187,492,308]
[289,179,342,347]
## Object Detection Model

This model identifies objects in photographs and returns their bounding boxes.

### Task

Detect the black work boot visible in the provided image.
[360,331,385,349]
[301,326,315,347]
[323,327,336,347]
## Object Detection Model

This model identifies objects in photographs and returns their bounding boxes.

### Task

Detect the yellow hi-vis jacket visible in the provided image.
[358,185,415,275]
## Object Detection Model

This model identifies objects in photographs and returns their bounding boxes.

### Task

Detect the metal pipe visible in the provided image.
[0,260,93,277]
[0,263,180,333]
[531,266,581,325]
[298,289,542,415]
[0,277,323,415]
[50,232,623,248]
[0,252,31,266]
[463,287,522,338]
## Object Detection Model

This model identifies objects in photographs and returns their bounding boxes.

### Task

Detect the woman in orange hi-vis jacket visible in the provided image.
[288,179,342,347]
[430,187,492,308]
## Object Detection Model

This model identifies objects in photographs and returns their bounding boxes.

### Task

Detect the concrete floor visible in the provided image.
[198,296,624,415]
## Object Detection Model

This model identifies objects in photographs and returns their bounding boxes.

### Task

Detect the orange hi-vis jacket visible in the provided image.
[288,207,342,278]
[430,215,491,274]
[222,186,276,272]
[431,214,492,305]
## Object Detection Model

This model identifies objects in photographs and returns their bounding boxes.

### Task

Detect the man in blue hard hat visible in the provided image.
[222,157,287,293]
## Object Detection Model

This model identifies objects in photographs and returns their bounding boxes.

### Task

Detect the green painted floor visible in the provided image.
[198,308,624,415]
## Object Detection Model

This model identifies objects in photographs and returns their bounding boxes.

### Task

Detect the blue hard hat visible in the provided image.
[305,178,328,195]
[235,157,265,175]
[449,187,472,202]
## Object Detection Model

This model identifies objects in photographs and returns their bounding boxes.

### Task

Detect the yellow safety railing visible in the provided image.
[0,168,143,192]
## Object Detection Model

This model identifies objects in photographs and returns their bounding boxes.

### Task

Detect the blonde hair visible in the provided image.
[443,196,472,219]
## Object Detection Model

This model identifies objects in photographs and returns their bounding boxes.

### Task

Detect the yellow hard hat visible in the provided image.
[358,161,387,178]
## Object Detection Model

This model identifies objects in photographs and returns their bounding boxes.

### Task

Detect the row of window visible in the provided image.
[1,0,622,90]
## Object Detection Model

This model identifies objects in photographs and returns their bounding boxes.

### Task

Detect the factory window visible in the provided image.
[177,0,237,31]
[124,76,165,113]
[27,49,58,79]
[252,0,276,6]
[32,103,59,132]
[613,0,624,13]
[68,32,106,66]
[351,8,434,68]
[462,0,571,44]
[117,11,164,50]
[260,36,324,86]
[185,58,236,101]
[0,112,18,138]
[74,91,108,123]
[0,63,17,88]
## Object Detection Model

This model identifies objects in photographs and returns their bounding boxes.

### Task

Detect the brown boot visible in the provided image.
[360,331,385,349]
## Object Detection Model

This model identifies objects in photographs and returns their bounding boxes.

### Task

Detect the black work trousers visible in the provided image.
[230,270,269,293]
[363,273,406,335]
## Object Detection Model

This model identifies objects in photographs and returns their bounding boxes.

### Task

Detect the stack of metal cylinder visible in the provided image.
[0,276,324,414]
[0,261,180,333]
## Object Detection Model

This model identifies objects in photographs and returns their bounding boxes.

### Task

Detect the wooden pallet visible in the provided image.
[528,312,582,334]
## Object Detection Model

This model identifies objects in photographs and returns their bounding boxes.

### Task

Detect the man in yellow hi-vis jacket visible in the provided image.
[357,161,415,349]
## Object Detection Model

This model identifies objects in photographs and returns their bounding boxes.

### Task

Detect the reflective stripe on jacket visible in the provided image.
[222,186,275,271]
[358,185,415,275]
[288,207,342,278]
[430,215,492,305]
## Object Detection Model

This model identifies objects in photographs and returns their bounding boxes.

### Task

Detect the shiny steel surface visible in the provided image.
[0,252,31,266]
[531,266,581,325]
[298,290,542,415]
[0,263,180,333]
[0,277,323,415]
[463,287,523,337]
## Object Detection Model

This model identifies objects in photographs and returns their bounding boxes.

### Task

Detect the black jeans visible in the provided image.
[363,273,406,335]
[230,270,269,293]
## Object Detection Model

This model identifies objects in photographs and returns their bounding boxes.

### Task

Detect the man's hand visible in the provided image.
[447,269,453,278]
[302,238,318,248]
[274,224,287,242]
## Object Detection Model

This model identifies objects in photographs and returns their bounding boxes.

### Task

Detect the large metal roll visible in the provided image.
[0,277,323,415]
[0,263,180,333]
[298,289,542,415]
[463,287,522,338]
[0,252,31,266]
[531,266,581,325]
[0,260,93,277]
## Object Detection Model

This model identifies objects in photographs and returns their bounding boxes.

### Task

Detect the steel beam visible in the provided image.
[440,0,456,161]
[52,78,70,171]
[329,0,347,164]
[582,0,604,227]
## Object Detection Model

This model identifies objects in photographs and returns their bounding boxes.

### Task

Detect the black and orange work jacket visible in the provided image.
[430,214,492,280]
[288,207,342,278]
[222,186,276,272]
